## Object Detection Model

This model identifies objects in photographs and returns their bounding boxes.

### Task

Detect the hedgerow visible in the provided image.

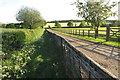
[2,28,44,79]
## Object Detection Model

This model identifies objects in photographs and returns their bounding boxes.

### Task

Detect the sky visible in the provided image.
[0,0,119,23]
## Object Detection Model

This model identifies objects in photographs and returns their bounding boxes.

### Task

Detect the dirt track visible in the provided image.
[47,29,120,78]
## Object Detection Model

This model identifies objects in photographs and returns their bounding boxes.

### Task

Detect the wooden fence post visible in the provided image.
[95,29,98,39]
[106,26,110,41]
[83,30,84,36]
[79,30,80,36]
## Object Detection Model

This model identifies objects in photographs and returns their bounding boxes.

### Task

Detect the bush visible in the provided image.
[2,24,6,28]
[2,28,44,79]
[79,21,85,28]
[2,31,26,53]
[67,21,73,27]
[6,23,16,28]
[55,21,61,27]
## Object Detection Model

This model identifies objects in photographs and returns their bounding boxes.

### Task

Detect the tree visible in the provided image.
[6,23,15,28]
[79,20,86,28]
[74,0,117,38]
[2,24,6,28]
[14,23,22,29]
[112,20,120,27]
[55,21,61,27]
[67,21,74,27]
[16,6,45,29]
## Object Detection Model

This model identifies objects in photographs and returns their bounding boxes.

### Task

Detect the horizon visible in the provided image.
[0,0,119,24]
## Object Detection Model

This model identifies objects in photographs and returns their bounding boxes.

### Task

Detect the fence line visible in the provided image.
[47,29,117,79]
[52,27,120,42]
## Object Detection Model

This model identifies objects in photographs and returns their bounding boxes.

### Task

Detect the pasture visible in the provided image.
[44,21,112,28]
[44,22,81,28]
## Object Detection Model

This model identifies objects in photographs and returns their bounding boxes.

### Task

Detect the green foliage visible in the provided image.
[2,31,26,53]
[74,0,117,29]
[67,21,74,27]
[55,21,61,27]
[112,20,120,27]
[14,23,23,28]
[79,21,86,27]
[2,29,67,79]
[6,23,15,28]
[2,23,25,29]
[16,6,45,29]
[2,24,6,28]
[2,28,44,79]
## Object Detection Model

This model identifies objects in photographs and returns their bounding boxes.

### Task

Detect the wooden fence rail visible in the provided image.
[52,27,120,42]
[47,29,117,79]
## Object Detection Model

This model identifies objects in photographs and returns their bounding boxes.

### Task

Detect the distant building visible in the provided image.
[118,1,120,20]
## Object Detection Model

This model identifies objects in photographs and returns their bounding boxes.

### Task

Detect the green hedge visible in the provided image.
[2,28,44,78]
[2,31,26,52]
[2,28,44,53]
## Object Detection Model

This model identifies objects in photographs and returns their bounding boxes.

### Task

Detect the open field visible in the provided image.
[44,22,81,28]
[44,21,112,28]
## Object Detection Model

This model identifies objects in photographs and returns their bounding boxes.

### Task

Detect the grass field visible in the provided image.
[44,22,81,28]
[44,21,112,28]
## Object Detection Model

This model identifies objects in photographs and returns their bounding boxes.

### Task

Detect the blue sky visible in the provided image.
[0,0,119,23]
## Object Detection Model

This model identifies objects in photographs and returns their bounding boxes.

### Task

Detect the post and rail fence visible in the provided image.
[51,26,120,42]
[46,29,118,79]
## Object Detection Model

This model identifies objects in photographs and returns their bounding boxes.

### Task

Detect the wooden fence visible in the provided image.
[52,27,120,42]
[47,29,118,79]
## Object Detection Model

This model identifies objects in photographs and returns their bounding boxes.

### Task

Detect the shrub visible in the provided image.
[79,21,86,28]
[6,23,15,28]
[2,31,26,53]
[2,24,6,28]
[55,21,61,27]
[67,21,73,27]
